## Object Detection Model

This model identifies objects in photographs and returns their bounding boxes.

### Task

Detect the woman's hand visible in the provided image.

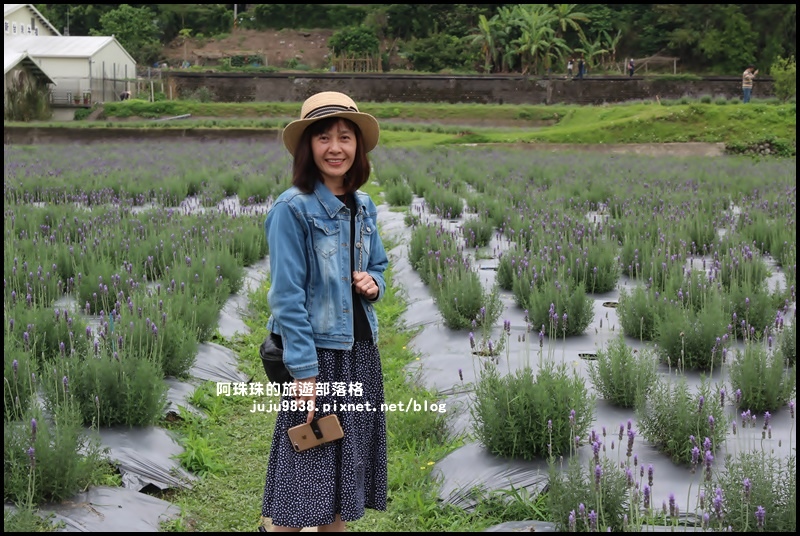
[353,271,379,300]
[294,376,317,423]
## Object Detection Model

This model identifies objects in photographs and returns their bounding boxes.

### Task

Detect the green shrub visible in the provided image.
[4,340,36,422]
[547,455,631,532]
[42,352,168,427]
[636,375,727,466]
[617,286,659,341]
[3,398,107,505]
[777,321,796,365]
[588,333,658,408]
[433,266,502,331]
[713,450,796,532]
[728,340,795,413]
[654,298,728,372]
[462,217,494,248]
[518,280,594,338]
[384,182,413,206]
[471,359,594,460]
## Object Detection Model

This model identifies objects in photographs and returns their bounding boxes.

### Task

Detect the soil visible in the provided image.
[161,29,337,69]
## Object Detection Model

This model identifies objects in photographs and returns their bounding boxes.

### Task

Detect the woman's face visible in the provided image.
[311,119,356,191]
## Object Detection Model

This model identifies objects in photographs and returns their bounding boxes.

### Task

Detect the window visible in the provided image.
[4,20,9,34]
[34,27,39,36]
[27,24,32,35]
[12,22,17,34]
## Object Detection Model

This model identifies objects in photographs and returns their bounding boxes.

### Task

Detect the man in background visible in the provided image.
[742,65,758,103]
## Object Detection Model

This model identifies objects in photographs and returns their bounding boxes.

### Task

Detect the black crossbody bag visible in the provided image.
[259,334,292,385]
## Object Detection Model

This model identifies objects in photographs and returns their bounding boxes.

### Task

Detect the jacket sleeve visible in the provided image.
[365,198,389,303]
[265,200,319,380]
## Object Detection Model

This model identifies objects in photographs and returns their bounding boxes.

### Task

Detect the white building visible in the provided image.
[4,3,60,37]
[4,4,137,106]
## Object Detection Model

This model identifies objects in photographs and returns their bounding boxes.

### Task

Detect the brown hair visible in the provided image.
[291,117,371,194]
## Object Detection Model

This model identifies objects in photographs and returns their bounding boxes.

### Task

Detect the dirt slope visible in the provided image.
[161,28,336,69]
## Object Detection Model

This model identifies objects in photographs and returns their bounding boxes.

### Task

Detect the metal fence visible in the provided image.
[48,76,140,105]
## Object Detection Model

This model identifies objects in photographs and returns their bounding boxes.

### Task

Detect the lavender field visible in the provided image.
[4,140,796,531]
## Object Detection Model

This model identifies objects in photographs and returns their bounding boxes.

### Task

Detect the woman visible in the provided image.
[261,91,389,532]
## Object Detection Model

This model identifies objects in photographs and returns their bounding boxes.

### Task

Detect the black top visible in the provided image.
[337,192,373,343]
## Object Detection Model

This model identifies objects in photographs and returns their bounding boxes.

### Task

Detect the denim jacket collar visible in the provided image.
[314,180,367,218]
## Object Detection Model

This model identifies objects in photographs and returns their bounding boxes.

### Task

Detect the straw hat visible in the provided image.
[282,91,380,155]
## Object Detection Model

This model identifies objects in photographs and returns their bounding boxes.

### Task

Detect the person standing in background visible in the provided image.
[567,58,574,78]
[742,65,758,103]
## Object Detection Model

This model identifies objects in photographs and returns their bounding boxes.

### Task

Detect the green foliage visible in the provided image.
[42,353,168,427]
[176,426,229,476]
[384,182,413,207]
[3,340,36,422]
[777,321,796,366]
[714,450,796,532]
[328,25,380,56]
[471,359,595,460]
[728,341,796,414]
[617,287,659,342]
[461,217,494,249]
[424,186,464,218]
[636,375,727,466]
[546,455,631,532]
[518,280,595,338]
[89,4,162,65]
[250,4,368,30]
[3,81,51,122]
[770,55,797,103]
[3,398,108,506]
[654,296,728,372]
[402,33,474,73]
[433,268,502,332]
[588,334,659,408]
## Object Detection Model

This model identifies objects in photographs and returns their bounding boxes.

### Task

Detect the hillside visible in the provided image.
[161,28,335,69]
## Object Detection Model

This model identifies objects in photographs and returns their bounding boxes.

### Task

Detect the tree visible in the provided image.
[89,4,162,65]
[770,55,797,103]
[470,14,498,73]
[551,3,589,42]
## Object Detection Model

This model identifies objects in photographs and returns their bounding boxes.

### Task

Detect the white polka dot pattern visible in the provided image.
[261,341,388,528]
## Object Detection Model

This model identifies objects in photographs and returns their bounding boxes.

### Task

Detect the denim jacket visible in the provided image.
[265,180,389,380]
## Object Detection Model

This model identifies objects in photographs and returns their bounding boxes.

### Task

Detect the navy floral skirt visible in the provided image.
[261,340,388,528]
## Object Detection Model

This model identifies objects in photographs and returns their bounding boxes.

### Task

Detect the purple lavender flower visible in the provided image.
[754,505,765,528]
[713,488,724,520]
[31,418,37,440]
[743,478,751,502]
[705,451,714,481]
[568,510,576,532]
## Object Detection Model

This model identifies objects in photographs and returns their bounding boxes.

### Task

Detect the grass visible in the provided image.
[6,99,795,150]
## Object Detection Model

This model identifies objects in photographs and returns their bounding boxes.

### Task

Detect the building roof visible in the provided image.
[4,4,61,36]
[4,49,56,84]
[4,35,137,64]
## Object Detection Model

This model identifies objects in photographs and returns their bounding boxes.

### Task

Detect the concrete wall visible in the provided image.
[166,72,775,105]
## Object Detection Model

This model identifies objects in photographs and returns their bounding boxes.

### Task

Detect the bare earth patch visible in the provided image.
[162,29,335,69]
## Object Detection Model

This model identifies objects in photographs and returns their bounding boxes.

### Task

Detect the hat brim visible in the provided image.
[282,111,380,155]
